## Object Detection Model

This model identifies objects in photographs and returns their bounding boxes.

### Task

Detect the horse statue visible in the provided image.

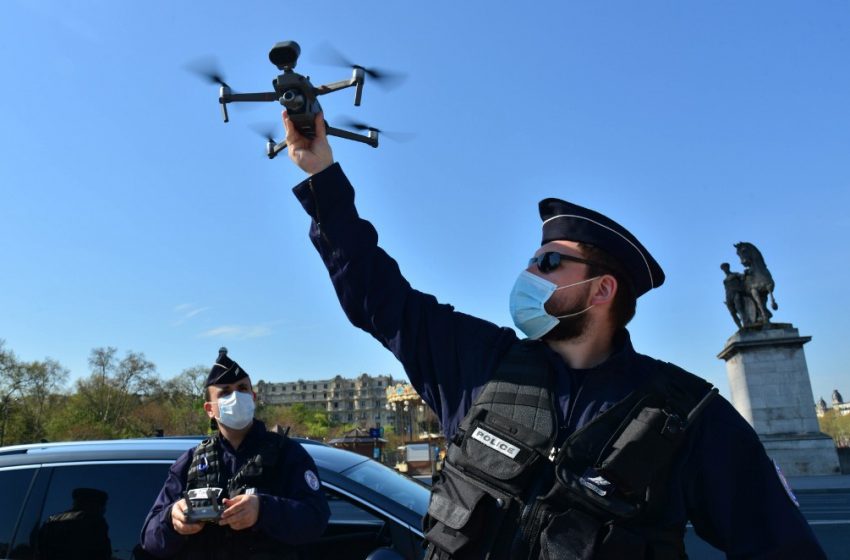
[734,242,778,326]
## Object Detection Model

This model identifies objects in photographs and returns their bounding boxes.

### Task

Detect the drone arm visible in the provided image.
[314,78,358,96]
[326,125,378,148]
[315,67,366,106]
[227,92,280,102]
[267,140,287,160]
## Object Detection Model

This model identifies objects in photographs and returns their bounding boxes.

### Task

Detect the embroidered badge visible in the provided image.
[579,468,614,497]
[773,459,799,507]
[471,427,520,459]
[304,470,321,491]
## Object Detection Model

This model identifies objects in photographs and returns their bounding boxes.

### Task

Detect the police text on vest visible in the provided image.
[471,427,520,459]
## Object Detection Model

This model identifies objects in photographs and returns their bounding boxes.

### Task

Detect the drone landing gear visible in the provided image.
[265,124,378,159]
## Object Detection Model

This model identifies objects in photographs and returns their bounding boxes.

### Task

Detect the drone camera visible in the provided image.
[281,89,305,112]
[269,41,301,70]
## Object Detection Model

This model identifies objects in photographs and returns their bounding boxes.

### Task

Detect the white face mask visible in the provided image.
[215,391,255,430]
[509,270,599,340]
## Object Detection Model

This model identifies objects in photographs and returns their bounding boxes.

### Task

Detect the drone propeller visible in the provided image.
[335,117,415,143]
[249,123,281,144]
[312,42,407,91]
[184,56,232,88]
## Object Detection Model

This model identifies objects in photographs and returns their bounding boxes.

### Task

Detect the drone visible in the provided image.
[197,41,402,159]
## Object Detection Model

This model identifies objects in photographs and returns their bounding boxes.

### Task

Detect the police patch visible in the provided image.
[304,470,320,491]
[773,459,799,507]
[471,427,520,459]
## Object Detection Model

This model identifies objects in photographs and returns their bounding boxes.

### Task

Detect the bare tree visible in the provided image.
[0,340,25,446]
[19,359,69,441]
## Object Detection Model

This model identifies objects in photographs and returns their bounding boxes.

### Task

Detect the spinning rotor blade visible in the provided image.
[312,42,407,90]
[335,117,415,142]
[184,56,232,88]
[249,123,280,143]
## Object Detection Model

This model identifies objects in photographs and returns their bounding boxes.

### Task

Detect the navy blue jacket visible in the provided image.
[140,420,330,558]
[292,163,826,558]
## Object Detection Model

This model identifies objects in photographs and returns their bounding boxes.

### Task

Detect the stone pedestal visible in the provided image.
[718,324,840,476]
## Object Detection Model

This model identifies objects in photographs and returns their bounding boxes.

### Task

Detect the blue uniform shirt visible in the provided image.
[140,420,330,558]
[292,163,825,558]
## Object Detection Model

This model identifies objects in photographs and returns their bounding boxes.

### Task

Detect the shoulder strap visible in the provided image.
[187,434,227,490]
[228,430,289,495]
[563,360,717,495]
[460,339,557,452]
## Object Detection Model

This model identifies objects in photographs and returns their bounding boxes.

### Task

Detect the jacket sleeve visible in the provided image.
[683,398,826,559]
[139,449,193,559]
[253,440,331,544]
[292,164,517,438]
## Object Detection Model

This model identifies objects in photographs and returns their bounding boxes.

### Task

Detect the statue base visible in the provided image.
[718,323,840,476]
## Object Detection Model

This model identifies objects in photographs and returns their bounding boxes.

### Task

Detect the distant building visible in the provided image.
[256,374,396,427]
[816,389,850,417]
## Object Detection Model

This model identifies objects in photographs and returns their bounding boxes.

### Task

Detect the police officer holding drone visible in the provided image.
[140,348,329,560]
[282,113,825,559]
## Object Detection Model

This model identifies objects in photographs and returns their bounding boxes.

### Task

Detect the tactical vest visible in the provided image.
[423,341,717,560]
[180,430,297,560]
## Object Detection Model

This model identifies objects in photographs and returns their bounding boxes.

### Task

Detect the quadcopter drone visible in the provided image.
[200,41,401,159]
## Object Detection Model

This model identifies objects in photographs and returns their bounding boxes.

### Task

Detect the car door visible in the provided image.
[4,461,172,560]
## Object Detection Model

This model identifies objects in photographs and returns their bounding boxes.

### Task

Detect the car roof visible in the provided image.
[0,436,370,474]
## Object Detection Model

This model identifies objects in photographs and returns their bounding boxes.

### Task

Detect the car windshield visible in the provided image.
[341,459,430,515]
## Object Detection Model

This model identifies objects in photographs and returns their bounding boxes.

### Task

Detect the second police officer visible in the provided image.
[140,348,330,560]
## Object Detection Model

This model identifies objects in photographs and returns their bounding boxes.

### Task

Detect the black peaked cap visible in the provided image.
[539,198,665,297]
[205,347,249,387]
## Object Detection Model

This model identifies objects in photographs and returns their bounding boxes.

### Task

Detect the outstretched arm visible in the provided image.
[282,113,517,439]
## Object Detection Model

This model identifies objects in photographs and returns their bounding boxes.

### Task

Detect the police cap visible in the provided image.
[72,487,108,506]
[538,198,665,297]
[205,347,249,387]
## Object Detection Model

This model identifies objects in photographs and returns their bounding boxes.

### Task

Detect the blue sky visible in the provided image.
[1,1,848,406]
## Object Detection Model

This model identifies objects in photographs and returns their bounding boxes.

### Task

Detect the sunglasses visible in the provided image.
[528,251,606,274]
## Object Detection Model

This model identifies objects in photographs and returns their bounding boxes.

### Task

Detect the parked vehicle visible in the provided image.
[0,437,430,560]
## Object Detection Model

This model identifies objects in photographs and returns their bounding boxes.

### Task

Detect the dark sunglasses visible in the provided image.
[528,251,606,274]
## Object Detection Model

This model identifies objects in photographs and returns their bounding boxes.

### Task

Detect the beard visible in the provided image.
[542,285,592,342]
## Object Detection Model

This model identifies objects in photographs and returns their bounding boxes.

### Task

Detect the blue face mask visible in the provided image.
[509,271,599,340]
[216,390,255,430]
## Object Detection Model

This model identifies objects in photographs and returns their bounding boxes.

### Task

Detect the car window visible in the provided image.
[0,468,37,558]
[324,489,382,524]
[342,459,430,515]
[33,462,170,560]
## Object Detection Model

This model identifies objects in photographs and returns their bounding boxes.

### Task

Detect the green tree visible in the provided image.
[819,410,850,447]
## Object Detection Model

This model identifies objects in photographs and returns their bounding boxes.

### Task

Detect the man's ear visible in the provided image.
[591,275,618,306]
[203,400,215,419]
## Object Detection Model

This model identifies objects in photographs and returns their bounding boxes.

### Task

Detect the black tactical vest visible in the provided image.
[423,341,717,560]
[179,431,297,560]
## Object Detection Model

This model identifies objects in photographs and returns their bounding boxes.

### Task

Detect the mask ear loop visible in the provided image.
[555,304,594,319]
[551,276,600,319]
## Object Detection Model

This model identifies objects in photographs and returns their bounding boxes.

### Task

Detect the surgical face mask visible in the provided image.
[215,391,255,430]
[509,270,599,340]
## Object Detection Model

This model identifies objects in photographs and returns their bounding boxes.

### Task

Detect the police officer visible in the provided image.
[140,348,330,560]
[282,114,826,559]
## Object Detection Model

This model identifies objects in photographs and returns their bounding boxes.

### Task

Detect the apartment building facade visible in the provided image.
[255,374,397,427]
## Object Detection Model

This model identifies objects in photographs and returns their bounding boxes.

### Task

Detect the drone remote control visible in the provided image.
[182,487,225,523]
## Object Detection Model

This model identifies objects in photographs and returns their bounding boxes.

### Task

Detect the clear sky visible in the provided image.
[2,1,848,406]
